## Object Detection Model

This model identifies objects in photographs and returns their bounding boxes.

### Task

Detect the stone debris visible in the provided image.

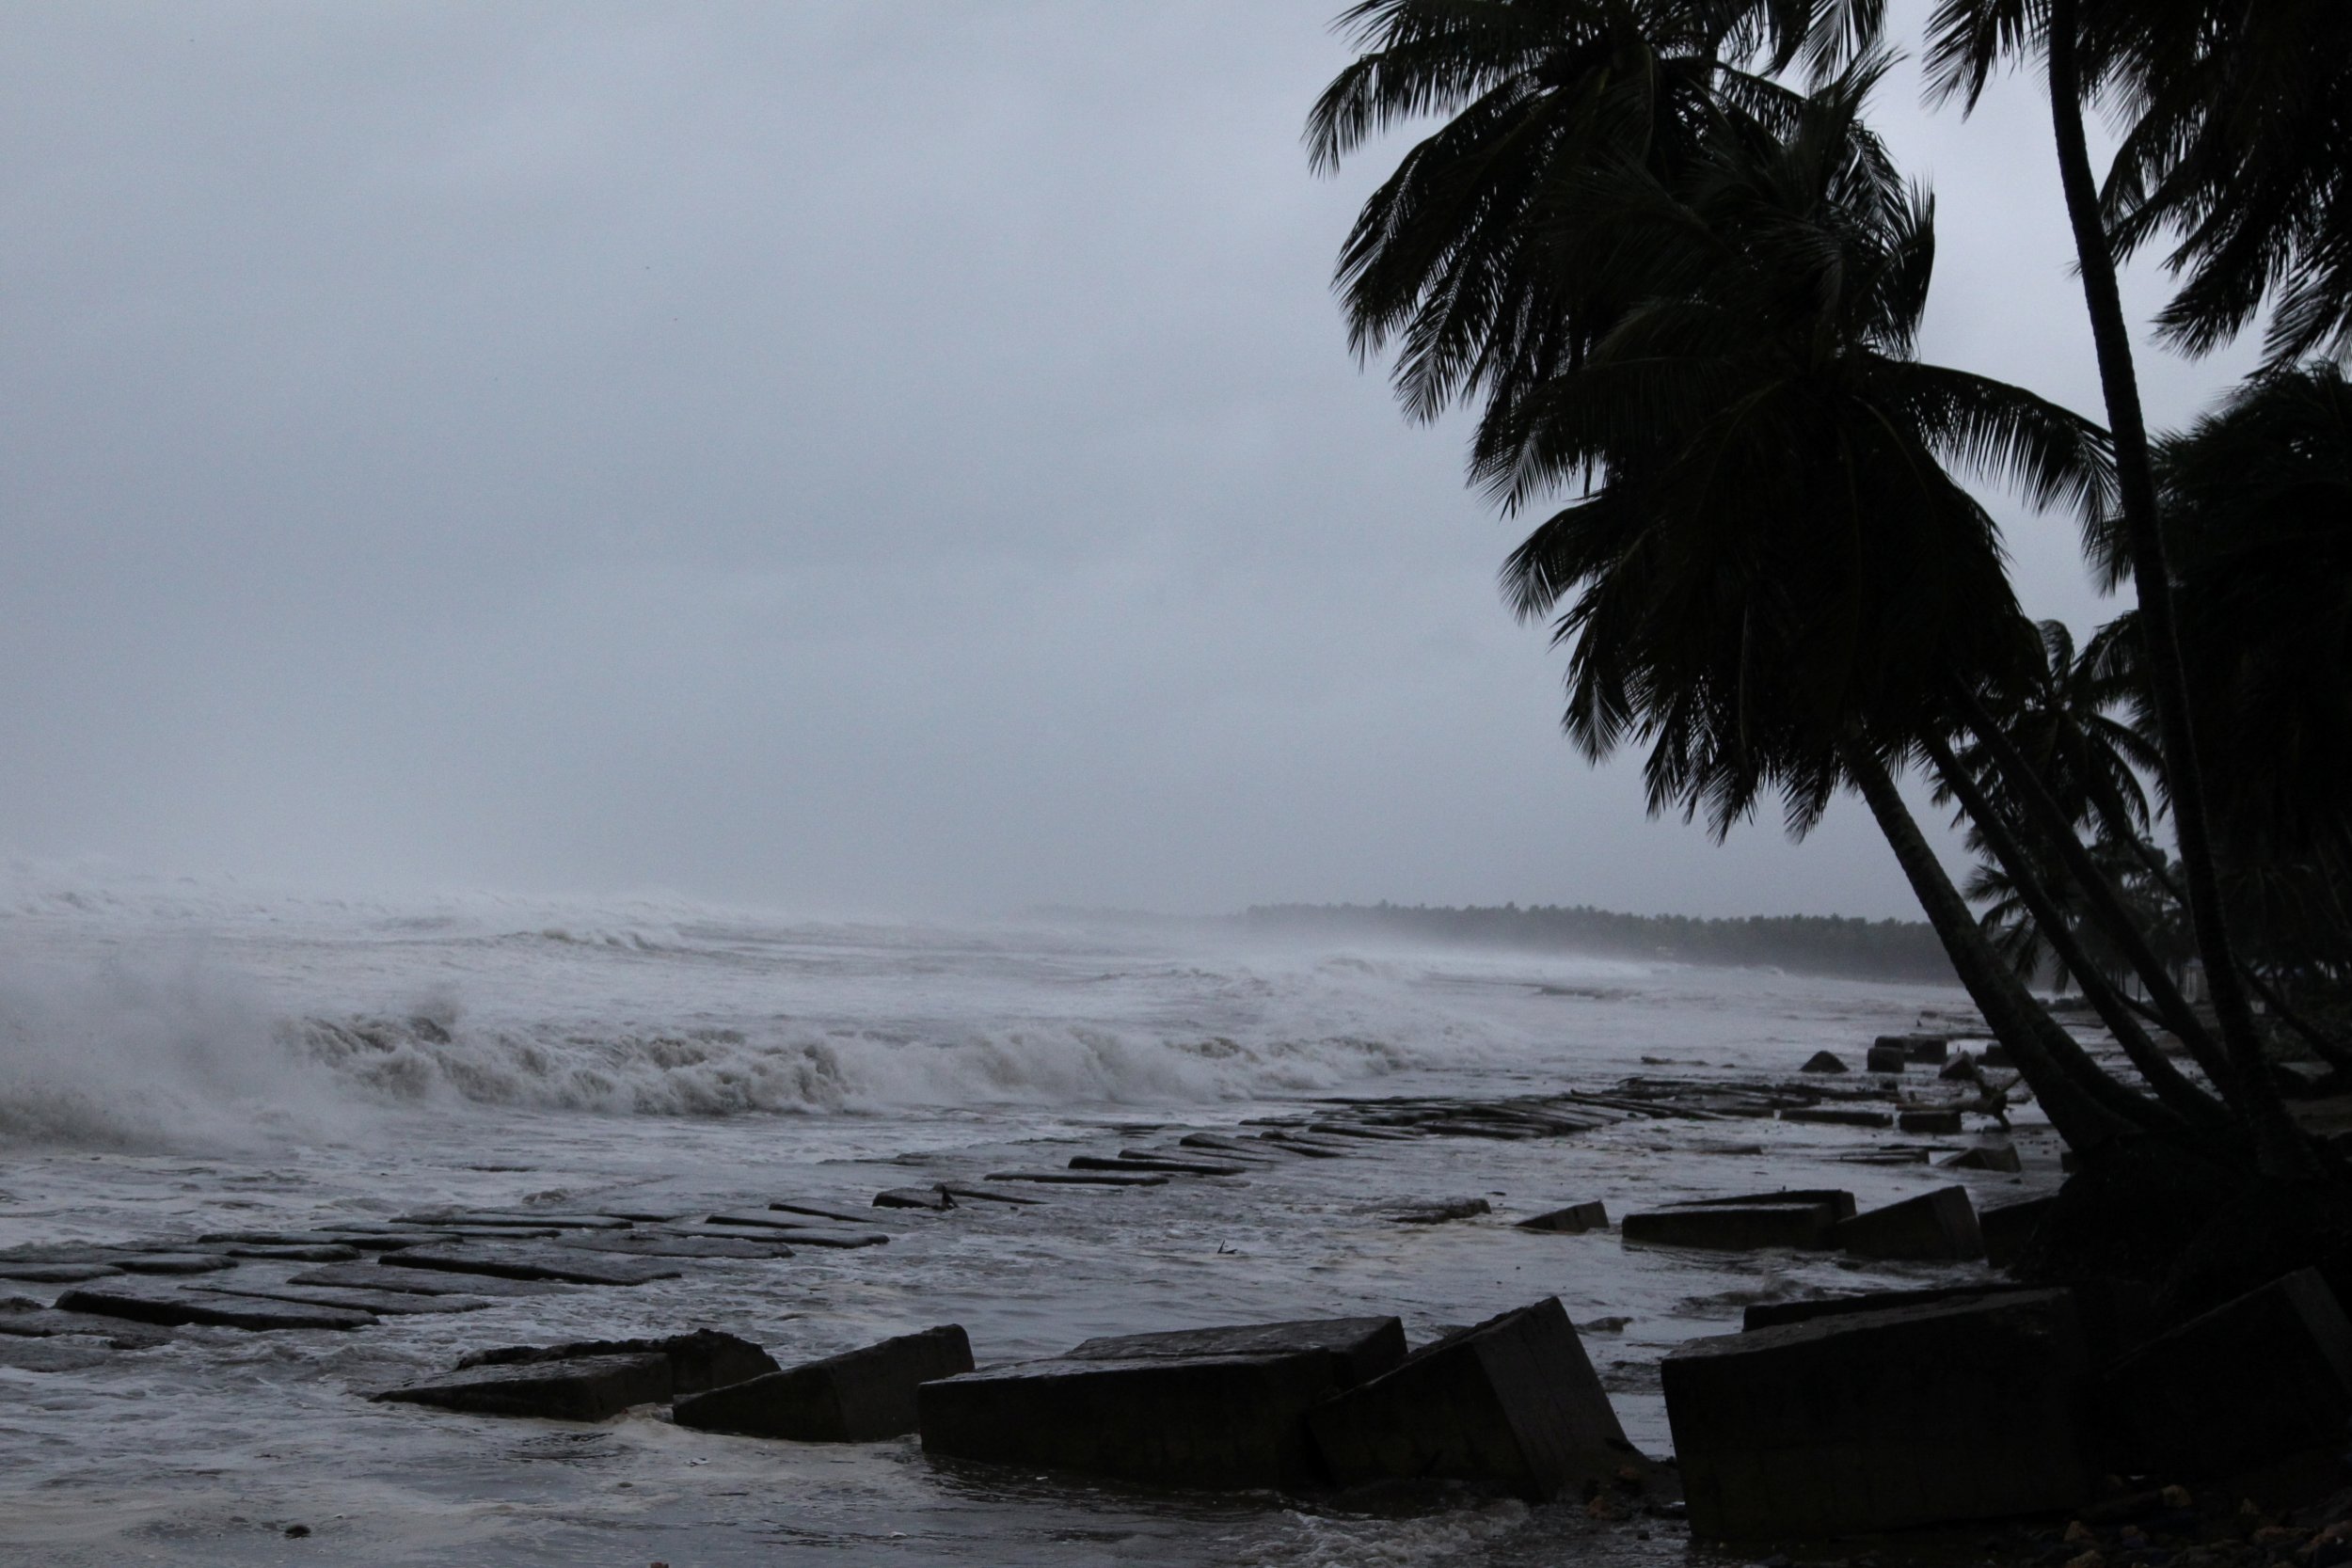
[675,1324,973,1440]
[918,1316,1406,1491]
[1308,1298,1645,1502]
[1517,1201,1610,1233]
[1665,1288,2092,1536]
[1832,1186,1986,1262]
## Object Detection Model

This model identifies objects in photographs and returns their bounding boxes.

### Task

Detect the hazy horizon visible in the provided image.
[0,2,2258,923]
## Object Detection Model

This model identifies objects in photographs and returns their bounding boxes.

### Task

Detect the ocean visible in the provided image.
[0,863,2041,1566]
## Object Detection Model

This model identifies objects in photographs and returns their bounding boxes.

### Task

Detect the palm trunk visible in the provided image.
[1923,732,2226,1127]
[1844,743,2133,1152]
[1955,684,2234,1091]
[2044,0,2313,1179]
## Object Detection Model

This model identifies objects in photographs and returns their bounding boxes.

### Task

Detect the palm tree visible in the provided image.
[1486,62,2153,1146]
[1923,0,2312,1177]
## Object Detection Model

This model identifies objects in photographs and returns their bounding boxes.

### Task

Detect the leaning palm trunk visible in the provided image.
[1844,744,2135,1152]
[2042,0,2313,1180]
[1922,733,2227,1128]
[1954,685,2234,1091]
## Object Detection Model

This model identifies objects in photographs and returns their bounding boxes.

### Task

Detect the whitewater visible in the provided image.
[0,862,2036,1566]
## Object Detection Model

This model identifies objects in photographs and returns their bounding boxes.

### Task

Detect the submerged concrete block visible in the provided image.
[1898,1109,1964,1134]
[675,1324,972,1440]
[1833,1186,1985,1261]
[873,1188,956,1211]
[458,1329,776,1396]
[1307,1298,1642,1502]
[374,1352,672,1421]
[1979,1195,2056,1268]
[1664,1289,2092,1537]
[2098,1269,2352,1479]
[56,1283,374,1332]
[1782,1107,1896,1129]
[917,1317,1401,1489]
[1518,1201,1610,1233]
[1800,1051,1850,1074]
[377,1244,681,1286]
[1867,1044,1908,1072]
[1624,1194,1850,1251]
[1941,1145,2024,1174]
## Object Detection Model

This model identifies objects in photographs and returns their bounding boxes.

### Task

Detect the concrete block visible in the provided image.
[1898,1109,1964,1134]
[1877,1033,1950,1064]
[1625,1193,1851,1251]
[1867,1044,1908,1072]
[56,1283,375,1332]
[917,1317,1399,1489]
[1306,1298,1642,1501]
[1941,1145,2024,1174]
[675,1324,972,1440]
[2098,1269,2352,1479]
[1664,1289,2092,1536]
[1518,1201,1610,1233]
[374,1352,671,1421]
[459,1329,776,1395]
[1782,1107,1895,1129]
[1668,1190,1858,1217]
[286,1262,570,1299]
[1801,1052,1850,1074]
[377,1244,681,1286]
[873,1188,955,1211]
[1979,1195,2056,1268]
[1833,1186,1984,1261]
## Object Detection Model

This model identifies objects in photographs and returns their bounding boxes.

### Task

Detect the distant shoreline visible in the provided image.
[1239,901,1960,986]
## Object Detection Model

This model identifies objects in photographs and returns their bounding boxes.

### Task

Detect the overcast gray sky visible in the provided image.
[0,1,2260,919]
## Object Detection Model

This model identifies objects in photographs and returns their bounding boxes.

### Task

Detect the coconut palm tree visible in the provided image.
[1488,62,2156,1145]
[1923,0,2311,1176]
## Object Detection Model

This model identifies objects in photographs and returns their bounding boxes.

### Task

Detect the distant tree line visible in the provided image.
[1241,902,1957,984]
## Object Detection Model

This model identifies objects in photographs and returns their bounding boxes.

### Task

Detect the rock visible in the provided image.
[977,1171,1168,1187]
[873,1188,956,1212]
[376,1245,682,1286]
[674,1325,972,1440]
[1518,1201,1611,1233]
[917,1316,1403,1490]
[1867,1044,1909,1073]
[1070,1155,1248,1177]
[56,1283,375,1332]
[554,1231,795,1259]
[1800,1052,1851,1074]
[458,1329,776,1395]
[1624,1199,1848,1252]
[1664,1288,2093,1537]
[1307,1298,1645,1502]
[286,1262,572,1298]
[1898,1110,1965,1134]
[0,1262,121,1284]
[1388,1198,1491,1225]
[1781,1107,1896,1129]
[1833,1187,1985,1262]
[1941,1145,2025,1174]
[373,1352,673,1421]
[2097,1268,2352,1480]
[111,1253,239,1275]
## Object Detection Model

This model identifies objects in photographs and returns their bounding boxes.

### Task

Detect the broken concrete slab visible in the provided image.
[1897,1109,1964,1134]
[1178,1132,1313,1160]
[373,1352,672,1421]
[459,1329,776,1396]
[201,1284,494,1317]
[1070,1155,1248,1177]
[554,1231,795,1260]
[1068,1317,1406,1386]
[1979,1194,2057,1268]
[0,1262,122,1284]
[1800,1051,1850,1074]
[286,1262,572,1299]
[2098,1268,2352,1480]
[1623,1203,1844,1251]
[377,1245,682,1287]
[56,1283,375,1332]
[702,1215,887,1248]
[1518,1201,1610,1233]
[1664,1288,2092,1537]
[1306,1122,1419,1142]
[977,1171,1168,1187]
[110,1253,240,1275]
[0,1305,173,1348]
[766,1202,873,1226]
[1833,1186,1985,1262]
[1307,1298,1644,1502]
[935,1184,1043,1207]
[1780,1107,1896,1129]
[873,1188,956,1211]
[1940,1145,2024,1174]
[396,1212,634,1231]
[219,1243,364,1263]
[675,1324,972,1440]
[0,1338,111,1373]
[920,1351,1356,1490]
[1742,1278,2149,1363]
[1877,1033,1951,1064]
[1388,1198,1491,1225]
[1664,1190,1859,1218]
